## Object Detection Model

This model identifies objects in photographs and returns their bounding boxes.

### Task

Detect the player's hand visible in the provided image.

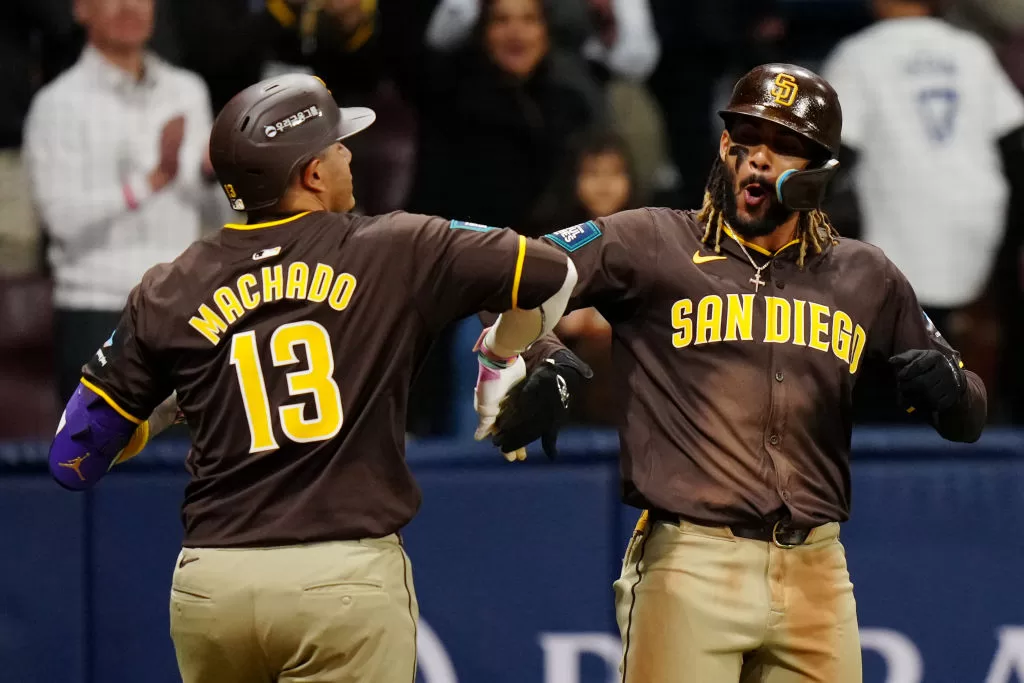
[491,348,593,461]
[889,349,966,414]
[474,351,528,462]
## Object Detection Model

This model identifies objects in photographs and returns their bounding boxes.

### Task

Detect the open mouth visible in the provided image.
[743,183,770,208]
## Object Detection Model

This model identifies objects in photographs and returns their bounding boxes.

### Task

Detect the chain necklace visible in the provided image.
[727,231,770,292]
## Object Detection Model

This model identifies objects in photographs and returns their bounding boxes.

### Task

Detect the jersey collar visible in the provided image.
[721,225,801,259]
[223,211,312,231]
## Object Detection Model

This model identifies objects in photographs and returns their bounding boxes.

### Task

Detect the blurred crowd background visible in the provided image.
[1,0,1022,440]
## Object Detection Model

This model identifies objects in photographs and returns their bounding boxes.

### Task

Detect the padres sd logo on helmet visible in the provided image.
[719,63,842,158]
[770,73,799,107]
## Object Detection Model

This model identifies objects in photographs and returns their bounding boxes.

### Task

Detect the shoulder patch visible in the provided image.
[450,219,498,232]
[544,221,602,252]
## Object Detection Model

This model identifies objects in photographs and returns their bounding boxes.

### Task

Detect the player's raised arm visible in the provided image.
[874,259,987,442]
[402,216,570,325]
[476,209,661,459]
[395,214,578,457]
[541,209,661,313]
[48,280,175,490]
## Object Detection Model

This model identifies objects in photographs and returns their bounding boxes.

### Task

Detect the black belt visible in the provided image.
[648,509,813,548]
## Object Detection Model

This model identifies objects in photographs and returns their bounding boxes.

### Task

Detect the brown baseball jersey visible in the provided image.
[540,210,986,527]
[82,210,568,547]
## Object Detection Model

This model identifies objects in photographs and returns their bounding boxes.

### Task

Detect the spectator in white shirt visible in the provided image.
[24,0,214,402]
[821,0,1024,341]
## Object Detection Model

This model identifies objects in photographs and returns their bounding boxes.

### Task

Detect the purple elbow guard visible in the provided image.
[49,384,138,491]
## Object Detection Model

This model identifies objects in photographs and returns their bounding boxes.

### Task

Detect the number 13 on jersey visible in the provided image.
[229,321,343,453]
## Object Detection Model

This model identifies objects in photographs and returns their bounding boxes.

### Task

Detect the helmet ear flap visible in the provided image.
[775,159,840,211]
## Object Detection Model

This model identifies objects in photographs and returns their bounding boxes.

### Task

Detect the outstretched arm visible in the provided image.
[475,210,659,459]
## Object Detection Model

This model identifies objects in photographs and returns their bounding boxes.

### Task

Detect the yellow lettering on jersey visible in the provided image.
[723,293,754,342]
[286,262,310,300]
[237,274,261,310]
[670,293,868,372]
[808,303,831,353]
[308,264,335,303]
[671,298,693,348]
[262,265,284,302]
[764,297,791,344]
[695,295,723,345]
[192,262,360,346]
[792,299,807,346]
[271,321,344,443]
[213,286,245,325]
[328,273,358,311]
[832,311,854,363]
[189,304,228,345]
[850,325,867,374]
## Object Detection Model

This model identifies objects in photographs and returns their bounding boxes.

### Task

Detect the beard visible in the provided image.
[721,164,795,239]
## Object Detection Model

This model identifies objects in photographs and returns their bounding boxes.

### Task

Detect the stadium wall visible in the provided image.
[1,428,1023,683]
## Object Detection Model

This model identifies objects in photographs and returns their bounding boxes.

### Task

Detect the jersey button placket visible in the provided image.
[763,307,786,500]
[767,262,791,511]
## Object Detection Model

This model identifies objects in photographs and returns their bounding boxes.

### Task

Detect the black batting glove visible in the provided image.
[889,349,966,414]
[491,349,594,460]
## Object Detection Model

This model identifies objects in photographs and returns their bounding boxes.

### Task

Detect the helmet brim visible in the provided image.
[719,106,835,159]
[337,107,376,141]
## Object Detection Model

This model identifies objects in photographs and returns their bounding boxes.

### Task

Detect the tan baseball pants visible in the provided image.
[169,534,418,683]
[614,513,861,683]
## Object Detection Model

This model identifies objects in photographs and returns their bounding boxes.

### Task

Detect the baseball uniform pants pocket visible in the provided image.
[301,579,385,594]
[275,541,418,683]
[170,548,221,604]
[170,586,213,603]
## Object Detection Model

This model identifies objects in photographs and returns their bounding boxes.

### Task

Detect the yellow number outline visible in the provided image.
[229,321,343,453]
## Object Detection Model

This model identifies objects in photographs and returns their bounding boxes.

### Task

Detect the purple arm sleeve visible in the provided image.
[48,384,138,491]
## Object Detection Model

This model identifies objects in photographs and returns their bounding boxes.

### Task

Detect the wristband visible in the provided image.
[477,340,518,370]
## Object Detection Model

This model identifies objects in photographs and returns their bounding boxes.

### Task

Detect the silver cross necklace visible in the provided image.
[727,231,770,292]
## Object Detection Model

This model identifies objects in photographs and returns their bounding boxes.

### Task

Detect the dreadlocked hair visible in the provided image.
[696,157,840,268]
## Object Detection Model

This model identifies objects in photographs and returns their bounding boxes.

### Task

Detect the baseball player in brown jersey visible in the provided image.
[483,64,988,682]
[45,73,577,683]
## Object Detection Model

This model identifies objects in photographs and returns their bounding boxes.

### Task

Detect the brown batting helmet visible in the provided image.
[209,74,376,212]
[719,63,842,158]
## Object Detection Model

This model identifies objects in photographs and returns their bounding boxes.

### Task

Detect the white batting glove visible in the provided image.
[473,349,528,462]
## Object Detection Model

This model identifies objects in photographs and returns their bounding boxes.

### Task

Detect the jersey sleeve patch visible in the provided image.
[543,221,602,252]
[450,219,498,232]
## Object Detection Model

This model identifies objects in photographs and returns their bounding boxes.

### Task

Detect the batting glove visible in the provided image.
[473,333,528,462]
[491,348,593,460]
[889,349,966,414]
